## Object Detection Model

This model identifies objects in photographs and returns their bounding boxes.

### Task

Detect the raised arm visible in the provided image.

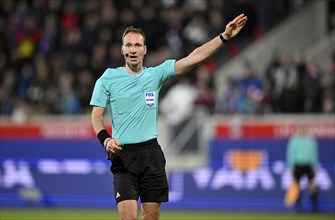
[175,13,247,76]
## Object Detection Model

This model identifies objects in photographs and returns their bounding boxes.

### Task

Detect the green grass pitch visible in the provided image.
[0,208,334,220]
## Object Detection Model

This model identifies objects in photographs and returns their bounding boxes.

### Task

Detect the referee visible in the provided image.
[286,123,319,212]
[90,14,247,220]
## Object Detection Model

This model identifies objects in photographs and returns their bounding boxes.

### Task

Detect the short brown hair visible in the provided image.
[122,26,146,45]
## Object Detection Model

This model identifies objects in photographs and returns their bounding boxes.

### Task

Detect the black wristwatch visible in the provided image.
[219,33,228,43]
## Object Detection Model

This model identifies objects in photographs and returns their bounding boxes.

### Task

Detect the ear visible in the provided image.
[144,45,147,55]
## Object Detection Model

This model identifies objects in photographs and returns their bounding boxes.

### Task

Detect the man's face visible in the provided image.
[122,32,147,67]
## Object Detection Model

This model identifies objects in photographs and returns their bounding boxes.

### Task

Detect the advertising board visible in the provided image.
[0,120,334,212]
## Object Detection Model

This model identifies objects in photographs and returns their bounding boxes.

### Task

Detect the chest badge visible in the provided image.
[145,92,155,107]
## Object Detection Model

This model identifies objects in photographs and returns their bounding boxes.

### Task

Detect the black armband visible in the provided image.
[97,129,111,146]
[219,33,228,43]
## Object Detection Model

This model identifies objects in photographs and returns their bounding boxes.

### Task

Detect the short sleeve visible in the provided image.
[157,59,177,86]
[90,77,110,108]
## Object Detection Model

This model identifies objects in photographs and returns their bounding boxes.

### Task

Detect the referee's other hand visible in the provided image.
[106,138,123,154]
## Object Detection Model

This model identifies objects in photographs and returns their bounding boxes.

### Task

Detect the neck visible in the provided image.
[125,63,143,74]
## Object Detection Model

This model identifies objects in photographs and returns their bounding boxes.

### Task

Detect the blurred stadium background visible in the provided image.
[0,0,334,219]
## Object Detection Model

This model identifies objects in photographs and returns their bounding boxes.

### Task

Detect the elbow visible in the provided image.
[175,53,202,76]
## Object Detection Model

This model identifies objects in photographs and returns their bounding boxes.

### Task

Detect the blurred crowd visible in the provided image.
[1,0,328,121]
[215,51,335,114]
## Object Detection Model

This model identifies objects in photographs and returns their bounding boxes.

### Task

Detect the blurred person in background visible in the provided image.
[219,61,266,114]
[193,61,216,113]
[320,55,335,113]
[280,55,302,113]
[286,123,319,213]
[160,77,198,140]
[265,49,285,113]
[303,59,322,113]
[90,14,247,220]
[234,61,265,114]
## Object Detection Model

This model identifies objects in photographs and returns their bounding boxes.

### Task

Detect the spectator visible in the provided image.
[320,57,335,113]
[280,55,302,113]
[17,62,35,99]
[303,59,322,113]
[265,50,285,113]
[75,69,94,113]
[59,71,80,114]
[221,61,266,114]
[160,78,198,144]
[193,61,216,113]
[39,14,58,55]
[0,68,17,114]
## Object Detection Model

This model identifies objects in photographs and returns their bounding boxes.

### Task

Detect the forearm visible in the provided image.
[188,36,224,66]
[175,35,224,75]
[91,106,112,146]
[91,106,107,134]
[91,113,106,135]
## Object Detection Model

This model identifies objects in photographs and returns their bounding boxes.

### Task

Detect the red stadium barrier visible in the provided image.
[1,118,333,139]
[215,121,335,139]
[0,122,112,139]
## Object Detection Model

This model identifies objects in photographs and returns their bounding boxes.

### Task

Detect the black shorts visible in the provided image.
[110,138,169,204]
[293,165,315,182]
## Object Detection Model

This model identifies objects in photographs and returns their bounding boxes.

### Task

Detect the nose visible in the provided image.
[130,47,136,53]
